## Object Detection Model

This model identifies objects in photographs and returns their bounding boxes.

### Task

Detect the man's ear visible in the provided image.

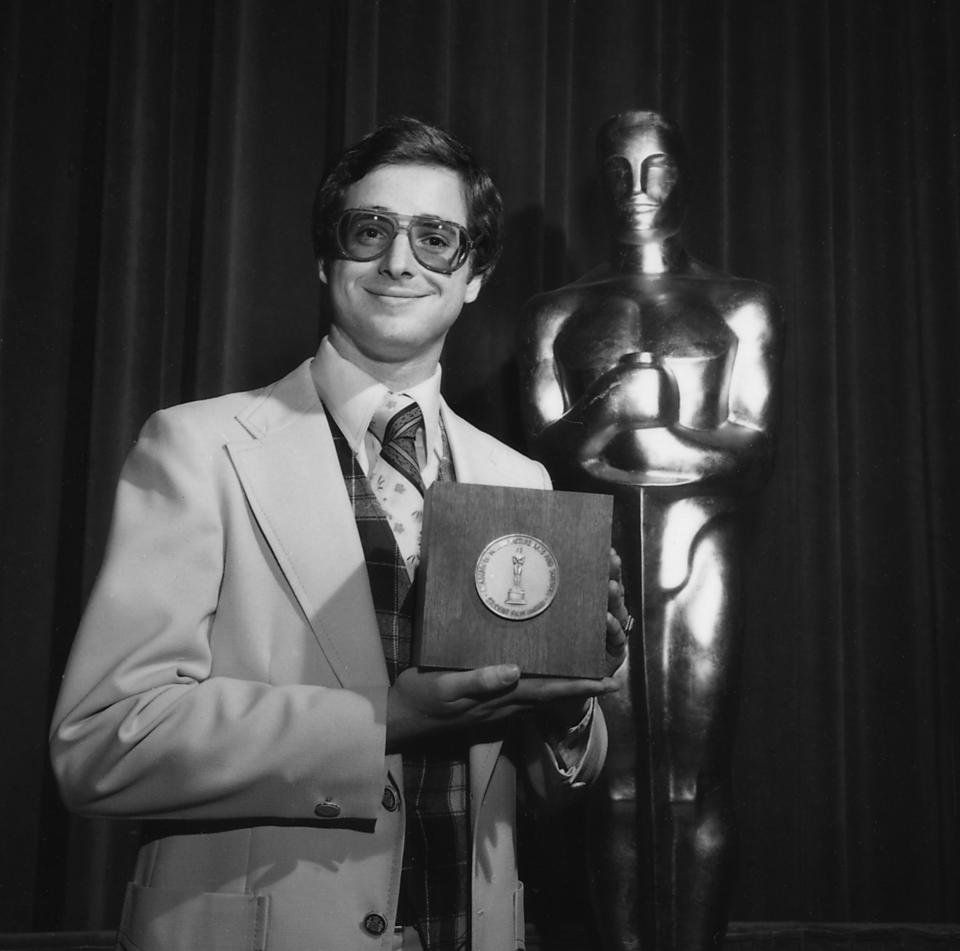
[317,259,329,285]
[464,269,484,304]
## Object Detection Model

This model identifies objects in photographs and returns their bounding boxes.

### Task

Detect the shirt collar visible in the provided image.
[310,336,443,467]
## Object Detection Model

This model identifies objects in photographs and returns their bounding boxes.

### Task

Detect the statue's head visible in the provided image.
[596,110,687,244]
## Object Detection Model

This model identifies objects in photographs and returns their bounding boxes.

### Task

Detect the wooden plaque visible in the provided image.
[414,483,613,678]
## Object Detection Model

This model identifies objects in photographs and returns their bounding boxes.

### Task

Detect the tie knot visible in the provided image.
[370,393,425,497]
[371,393,423,449]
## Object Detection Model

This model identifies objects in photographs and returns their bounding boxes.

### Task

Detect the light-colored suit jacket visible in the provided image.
[50,359,607,951]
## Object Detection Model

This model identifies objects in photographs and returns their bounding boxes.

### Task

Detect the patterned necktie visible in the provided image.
[369,393,425,579]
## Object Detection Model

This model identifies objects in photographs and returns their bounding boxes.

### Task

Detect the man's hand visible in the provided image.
[605,547,629,676]
[386,664,618,753]
[386,550,631,753]
[541,546,630,734]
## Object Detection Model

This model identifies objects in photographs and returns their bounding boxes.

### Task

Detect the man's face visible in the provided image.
[320,163,483,382]
[601,123,685,243]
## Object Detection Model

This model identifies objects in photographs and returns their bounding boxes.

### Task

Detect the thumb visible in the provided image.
[469,664,521,695]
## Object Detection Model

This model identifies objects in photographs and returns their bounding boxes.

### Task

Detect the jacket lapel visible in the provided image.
[441,401,507,486]
[226,361,387,688]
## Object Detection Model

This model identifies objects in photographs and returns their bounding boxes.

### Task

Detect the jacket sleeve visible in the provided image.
[49,408,389,824]
[521,699,608,810]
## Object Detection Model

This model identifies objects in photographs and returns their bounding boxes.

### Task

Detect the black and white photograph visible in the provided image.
[1,2,957,950]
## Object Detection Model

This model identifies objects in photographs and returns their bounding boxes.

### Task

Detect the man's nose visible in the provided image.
[379,230,416,277]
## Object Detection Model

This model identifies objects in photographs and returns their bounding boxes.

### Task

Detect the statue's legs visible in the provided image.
[588,493,741,951]
[586,650,646,951]
[666,781,738,951]
[587,493,649,951]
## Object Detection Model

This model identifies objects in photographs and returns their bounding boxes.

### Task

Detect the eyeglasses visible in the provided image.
[335,209,473,274]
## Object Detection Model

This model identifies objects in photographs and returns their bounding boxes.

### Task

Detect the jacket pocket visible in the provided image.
[116,882,269,951]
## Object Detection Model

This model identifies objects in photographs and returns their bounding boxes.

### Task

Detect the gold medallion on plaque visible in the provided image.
[474,534,559,621]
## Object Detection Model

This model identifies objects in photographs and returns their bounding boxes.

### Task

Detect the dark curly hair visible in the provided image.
[312,116,503,280]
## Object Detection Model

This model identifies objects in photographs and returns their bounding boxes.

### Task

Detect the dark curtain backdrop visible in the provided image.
[1,0,957,935]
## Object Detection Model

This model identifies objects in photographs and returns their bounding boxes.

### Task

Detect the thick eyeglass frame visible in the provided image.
[335,208,474,274]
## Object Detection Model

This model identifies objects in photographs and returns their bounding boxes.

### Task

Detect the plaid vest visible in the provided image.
[327,413,470,951]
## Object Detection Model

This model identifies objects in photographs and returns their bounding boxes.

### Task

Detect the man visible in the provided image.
[519,111,782,951]
[50,116,626,951]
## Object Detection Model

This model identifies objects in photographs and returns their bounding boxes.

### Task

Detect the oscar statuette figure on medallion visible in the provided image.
[518,111,783,951]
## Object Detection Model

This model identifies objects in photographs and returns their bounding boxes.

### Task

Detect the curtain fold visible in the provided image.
[1,0,957,933]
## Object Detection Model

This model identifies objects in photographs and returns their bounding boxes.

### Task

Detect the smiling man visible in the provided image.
[319,164,479,386]
[50,117,627,951]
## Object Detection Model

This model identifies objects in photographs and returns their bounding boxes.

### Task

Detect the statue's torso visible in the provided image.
[552,272,747,430]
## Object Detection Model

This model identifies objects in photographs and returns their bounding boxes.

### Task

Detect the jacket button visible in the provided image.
[381,786,399,812]
[362,913,387,936]
[313,800,341,819]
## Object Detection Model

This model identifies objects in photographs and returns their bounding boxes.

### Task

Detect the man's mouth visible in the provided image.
[366,287,427,299]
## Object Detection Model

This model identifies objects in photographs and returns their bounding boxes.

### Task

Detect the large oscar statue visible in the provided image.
[518,111,782,951]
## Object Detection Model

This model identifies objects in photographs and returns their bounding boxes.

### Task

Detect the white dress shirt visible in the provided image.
[310,336,444,487]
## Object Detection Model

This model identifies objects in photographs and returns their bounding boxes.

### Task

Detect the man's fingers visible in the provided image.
[456,664,522,699]
[604,612,628,676]
[424,665,618,720]
[511,675,619,704]
[607,548,630,634]
[606,611,627,647]
[608,580,627,618]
